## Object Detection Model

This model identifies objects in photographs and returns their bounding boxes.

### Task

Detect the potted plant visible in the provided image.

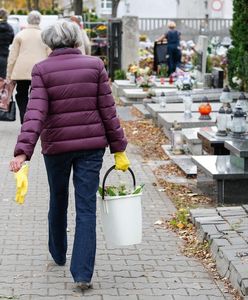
[95,24,107,38]
[114,69,127,80]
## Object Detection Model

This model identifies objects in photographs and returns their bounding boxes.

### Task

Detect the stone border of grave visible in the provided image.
[190,206,248,298]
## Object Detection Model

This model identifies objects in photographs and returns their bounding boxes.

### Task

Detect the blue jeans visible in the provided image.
[43,149,105,282]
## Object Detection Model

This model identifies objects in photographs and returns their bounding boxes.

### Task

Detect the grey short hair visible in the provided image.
[41,20,83,50]
[0,8,8,21]
[27,10,41,25]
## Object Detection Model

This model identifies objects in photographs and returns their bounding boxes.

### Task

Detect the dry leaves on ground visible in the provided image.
[154,162,186,177]
[157,178,214,209]
[121,118,169,161]
[131,106,144,118]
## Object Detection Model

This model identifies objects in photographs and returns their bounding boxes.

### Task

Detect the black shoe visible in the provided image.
[56,261,66,266]
[76,282,92,290]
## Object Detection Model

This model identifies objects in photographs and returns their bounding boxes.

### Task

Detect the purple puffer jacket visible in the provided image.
[14,48,127,160]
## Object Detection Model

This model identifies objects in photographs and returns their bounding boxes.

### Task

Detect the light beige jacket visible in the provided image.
[78,29,91,55]
[7,25,50,80]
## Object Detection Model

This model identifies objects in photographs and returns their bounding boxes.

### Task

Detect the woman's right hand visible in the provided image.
[9,154,27,172]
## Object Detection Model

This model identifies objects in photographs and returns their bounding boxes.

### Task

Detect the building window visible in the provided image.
[106,0,112,8]
[101,0,112,9]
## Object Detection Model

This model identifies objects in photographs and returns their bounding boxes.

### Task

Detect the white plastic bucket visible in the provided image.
[99,192,142,246]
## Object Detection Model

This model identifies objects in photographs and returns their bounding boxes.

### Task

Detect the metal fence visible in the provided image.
[139,18,233,41]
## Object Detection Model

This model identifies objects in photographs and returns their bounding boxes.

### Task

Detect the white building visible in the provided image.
[176,0,233,19]
[55,0,233,19]
[117,0,177,19]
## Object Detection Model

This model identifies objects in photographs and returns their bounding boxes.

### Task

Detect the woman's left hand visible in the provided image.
[9,154,27,172]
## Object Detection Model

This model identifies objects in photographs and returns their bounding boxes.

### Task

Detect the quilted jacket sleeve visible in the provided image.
[14,64,49,160]
[97,59,127,153]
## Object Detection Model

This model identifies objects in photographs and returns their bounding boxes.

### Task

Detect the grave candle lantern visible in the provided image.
[226,104,233,132]
[230,104,247,137]
[220,85,233,105]
[183,91,193,119]
[216,106,227,136]
[171,121,184,155]
[236,92,248,113]
[198,96,212,120]
[159,92,166,108]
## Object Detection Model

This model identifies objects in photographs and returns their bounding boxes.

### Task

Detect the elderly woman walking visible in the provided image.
[0,8,14,78]
[7,10,49,124]
[9,20,129,291]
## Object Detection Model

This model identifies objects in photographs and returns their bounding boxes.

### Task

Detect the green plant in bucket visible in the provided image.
[98,184,144,197]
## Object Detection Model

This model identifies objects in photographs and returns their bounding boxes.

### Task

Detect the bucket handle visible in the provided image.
[101,165,136,200]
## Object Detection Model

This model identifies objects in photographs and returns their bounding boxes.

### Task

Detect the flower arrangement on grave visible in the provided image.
[95,24,107,37]
[136,67,155,90]
[128,64,139,74]
[139,34,147,42]
[139,57,154,70]
[157,64,168,78]
[175,72,195,119]
[175,73,195,91]
[127,63,139,83]
[85,28,97,38]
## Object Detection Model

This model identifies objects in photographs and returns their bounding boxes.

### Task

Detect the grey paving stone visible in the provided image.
[210,238,231,258]
[139,297,173,300]
[173,296,209,300]
[103,297,138,300]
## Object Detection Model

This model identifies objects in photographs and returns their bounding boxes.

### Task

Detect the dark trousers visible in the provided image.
[167,45,181,75]
[0,55,7,78]
[15,80,31,124]
[43,149,105,282]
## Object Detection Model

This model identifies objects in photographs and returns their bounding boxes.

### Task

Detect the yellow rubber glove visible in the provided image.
[14,164,29,205]
[114,152,130,171]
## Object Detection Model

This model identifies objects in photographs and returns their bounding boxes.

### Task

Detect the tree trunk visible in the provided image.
[26,0,32,11]
[32,0,39,10]
[112,0,120,18]
[74,0,83,15]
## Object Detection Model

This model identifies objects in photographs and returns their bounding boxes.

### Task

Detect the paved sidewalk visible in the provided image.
[0,117,233,300]
[191,207,248,298]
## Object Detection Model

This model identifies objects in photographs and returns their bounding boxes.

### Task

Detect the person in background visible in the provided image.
[70,15,91,55]
[0,8,14,78]
[157,21,181,75]
[9,20,129,291]
[6,10,49,124]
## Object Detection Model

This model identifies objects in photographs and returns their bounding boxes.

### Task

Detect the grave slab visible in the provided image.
[123,88,148,99]
[132,104,151,118]
[157,112,217,138]
[119,96,143,106]
[146,103,221,120]
[192,155,248,204]
[112,80,136,97]
[182,128,203,155]
[153,81,176,89]
[162,144,197,176]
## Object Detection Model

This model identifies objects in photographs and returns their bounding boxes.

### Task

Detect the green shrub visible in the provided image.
[228,0,248,91]
[114,69,127,80]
